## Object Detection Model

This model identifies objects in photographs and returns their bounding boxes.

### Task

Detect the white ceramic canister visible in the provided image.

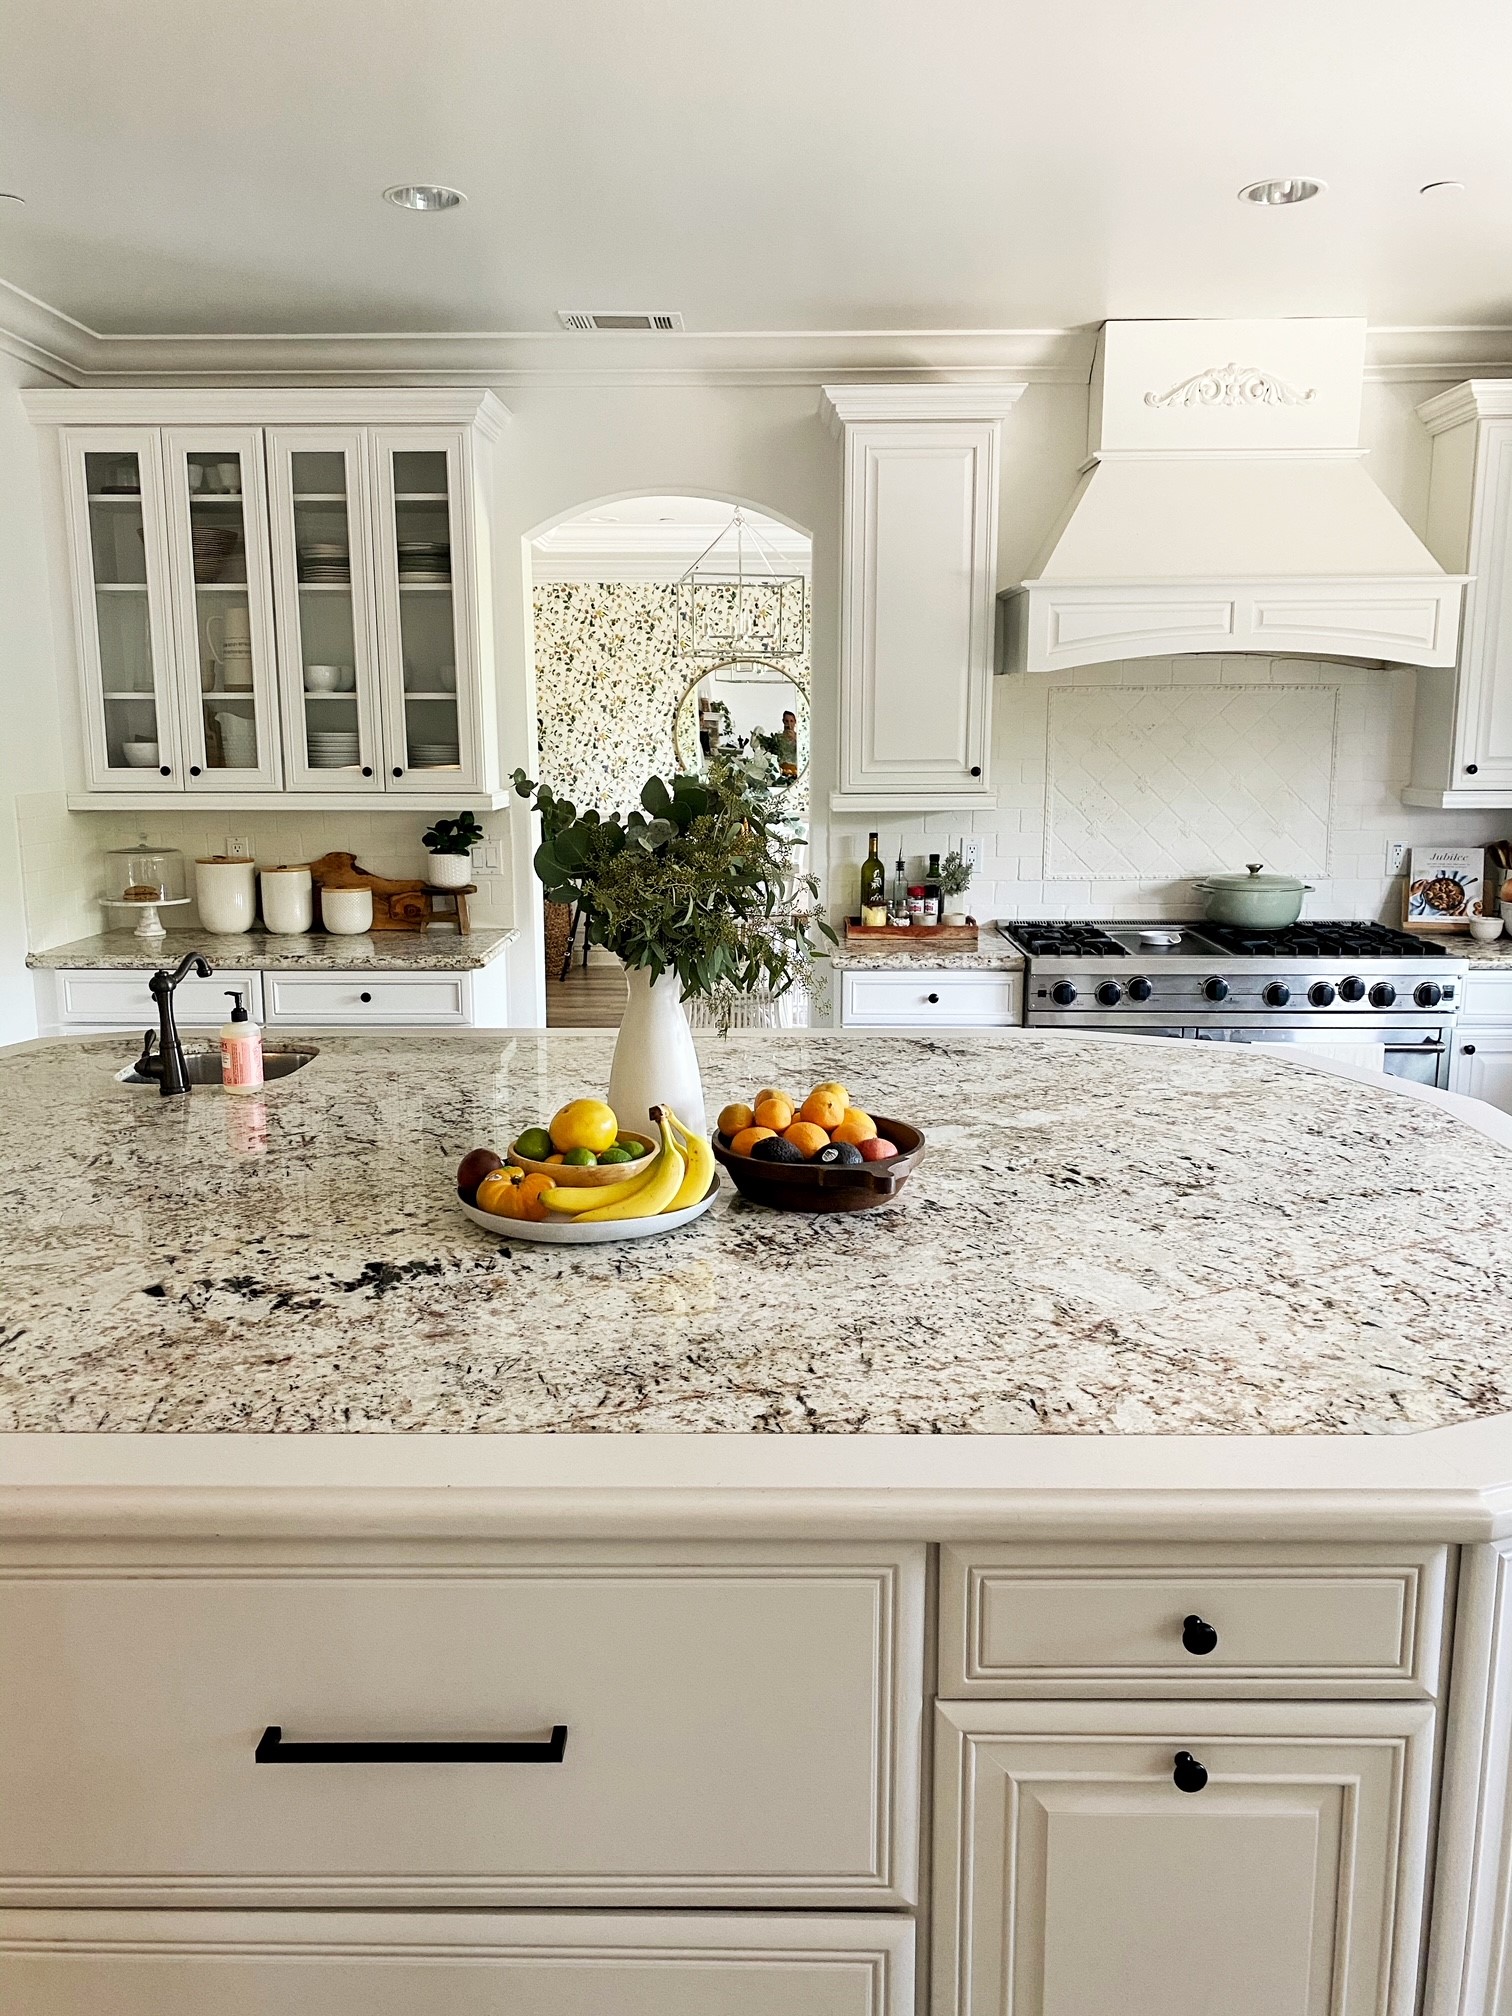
[195,856,256,935]
[320,884,374,935]
[259,865,313,935]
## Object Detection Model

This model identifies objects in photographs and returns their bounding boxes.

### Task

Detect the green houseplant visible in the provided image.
[513,755,834,1133]
[421,811,485,891]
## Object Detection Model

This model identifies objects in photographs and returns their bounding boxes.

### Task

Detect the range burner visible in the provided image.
[1196,920,1450,959]
[1006,921,1128,957]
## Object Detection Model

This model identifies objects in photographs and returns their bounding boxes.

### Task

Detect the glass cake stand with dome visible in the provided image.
[101,842,192,940]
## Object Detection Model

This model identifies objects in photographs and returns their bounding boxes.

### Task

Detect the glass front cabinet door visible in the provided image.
[372,431,489,795]
[60,429,183,790]
[264,429,384,794]
[161,429,283,789]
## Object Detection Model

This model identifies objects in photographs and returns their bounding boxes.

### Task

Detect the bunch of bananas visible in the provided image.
[539,1106,714,1223]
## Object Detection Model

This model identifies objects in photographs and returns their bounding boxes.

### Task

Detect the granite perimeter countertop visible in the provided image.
[828,932,1024,972]
[26,928,515,973]
[1441,933,1512,971]
[2,1028,1510,1438]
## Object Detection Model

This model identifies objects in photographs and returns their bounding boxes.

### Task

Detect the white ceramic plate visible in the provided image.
[458,1175,719,1244]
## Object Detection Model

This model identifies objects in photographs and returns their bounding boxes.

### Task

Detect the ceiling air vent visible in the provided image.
[557,310,685,332]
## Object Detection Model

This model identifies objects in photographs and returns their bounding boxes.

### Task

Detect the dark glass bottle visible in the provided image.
[859,831,887,925]
[923,852,942,925]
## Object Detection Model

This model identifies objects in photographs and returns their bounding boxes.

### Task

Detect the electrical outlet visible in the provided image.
[225,836,253,859]
[958,835,984,872]
[1386,839,1408,876]
[470,840,501,875]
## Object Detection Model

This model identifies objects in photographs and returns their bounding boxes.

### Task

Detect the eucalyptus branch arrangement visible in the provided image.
[513,753,835,1016]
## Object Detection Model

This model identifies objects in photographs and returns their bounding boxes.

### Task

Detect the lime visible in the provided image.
[562,1145,598,1167]
[617,1136,649,1158]
[598,1144,633,1164]
[514,1126,553,1163]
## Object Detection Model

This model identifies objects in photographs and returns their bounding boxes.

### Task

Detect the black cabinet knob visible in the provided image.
[361,765,373,778]
[1127,975,1152,1002]
[1203,976,1229,1002]
[1173,1750,1209,1794]
[1182,1613,1219,1656]
[969,765,982,778]
[159,765,171,777]
[359,990,372,1004]
[393,765,404,778]
[189,764,202,777]
[1339,976,1366,1002]
[1262,982,1290,1007]
[1467,763,1480,775]
[926,992,940,1004]
[1463,1043,1477,1056]
[1050,981,1078,1007]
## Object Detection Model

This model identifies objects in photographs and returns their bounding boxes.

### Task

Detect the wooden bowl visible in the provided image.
[712,1115,924,1213]
[508,1130,657,1187]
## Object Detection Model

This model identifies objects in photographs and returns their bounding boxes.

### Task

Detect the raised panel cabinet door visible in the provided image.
[1453,1028,1512,1113]
[161,429,283,790]
[1455,420,1512,790]
[0,1911,913,2016]
[265,429,384,793]
[934,1701,1433,2016]
[839,423,996,801]
[58,428,184,791]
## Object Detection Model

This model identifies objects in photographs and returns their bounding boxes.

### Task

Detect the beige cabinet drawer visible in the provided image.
[0,1911,914,2016]
[262,970,469,1025]
[941,1544,1449,1698]
[840,969,1020,1026]
[55,968,261,1028]
[0,1545,923,1908]
[0,1903,911,2016]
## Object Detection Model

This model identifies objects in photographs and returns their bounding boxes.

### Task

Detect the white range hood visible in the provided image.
[1000,318,1466,674]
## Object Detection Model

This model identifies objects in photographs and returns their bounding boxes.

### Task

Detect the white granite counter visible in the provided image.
[27,927,515,973]
[828,934,1023,972]
[2,1028,1510,1440]
[1441,932,1512,971]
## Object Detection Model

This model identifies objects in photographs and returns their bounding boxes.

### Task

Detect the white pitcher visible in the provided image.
[207,606,254,691]
[607,965,705,1140]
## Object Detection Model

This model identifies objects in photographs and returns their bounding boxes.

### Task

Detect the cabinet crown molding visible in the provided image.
[819,381,1027,435]
[22,387,511,440]
[1416,380,1512,435]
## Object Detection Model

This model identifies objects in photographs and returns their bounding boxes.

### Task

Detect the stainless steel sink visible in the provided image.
[117,1046,318,1088]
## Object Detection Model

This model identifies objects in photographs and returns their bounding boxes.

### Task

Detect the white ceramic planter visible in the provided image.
[427,852,472,890]
[608,965,706,1140]
[194,858,256,935]
[321,886,374,935]
[260,866,313,934]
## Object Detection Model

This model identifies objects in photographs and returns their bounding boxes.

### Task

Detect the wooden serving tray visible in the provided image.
[844,917,979,945]
[307,850,476,933]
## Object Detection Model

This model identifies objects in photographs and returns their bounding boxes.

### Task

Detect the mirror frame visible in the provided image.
[672,656,811,784]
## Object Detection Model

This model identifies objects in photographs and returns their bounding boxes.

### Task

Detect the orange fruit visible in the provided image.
[545,1152,566,1165]
[729,1125,776,1157]
[799,1086,847,1131]
[753,1094,795,1133]
[782,1120,831,1159]
[718,1102,755,1139]
[549,1098,619,1154]
[754,1087,793,1112]
[831,1109,877,1145]
[516,1172,555,1223]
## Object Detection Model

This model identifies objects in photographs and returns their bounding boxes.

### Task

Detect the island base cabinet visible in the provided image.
[0,1911,914,2016]
[934,1701,1434,2016]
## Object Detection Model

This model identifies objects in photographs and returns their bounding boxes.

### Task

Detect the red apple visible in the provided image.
[858,1135,898,1162]
[457,1146,503,1201]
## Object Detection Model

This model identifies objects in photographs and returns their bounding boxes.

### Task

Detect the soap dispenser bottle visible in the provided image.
[220,988,264,1094]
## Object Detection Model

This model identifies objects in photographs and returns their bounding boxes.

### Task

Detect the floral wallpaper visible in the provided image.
[531,581,810,817]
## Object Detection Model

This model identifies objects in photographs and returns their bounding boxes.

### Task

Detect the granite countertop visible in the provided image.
[2,1028,1510,1439]
[1440,933,1512,971]
[26,928,516,973]
[828,930,1023,971]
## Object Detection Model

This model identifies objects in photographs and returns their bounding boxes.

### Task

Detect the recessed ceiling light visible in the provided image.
[1237,177,1324,206]
[1420,179,1467,197]
[382,184,465,212]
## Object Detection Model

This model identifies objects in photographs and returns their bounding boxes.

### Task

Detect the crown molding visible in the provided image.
[20,385,511,435]
[819,381,1030,435]
[1415,379,1512,434]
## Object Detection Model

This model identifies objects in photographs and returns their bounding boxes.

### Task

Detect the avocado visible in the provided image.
[815,1141,864,1166]
[751,1135,806,1163]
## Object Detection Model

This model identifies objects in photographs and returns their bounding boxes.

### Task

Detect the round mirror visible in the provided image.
[673,658,809,795]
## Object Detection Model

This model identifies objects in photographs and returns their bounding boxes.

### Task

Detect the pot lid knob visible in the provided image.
[1247,862,1264,876]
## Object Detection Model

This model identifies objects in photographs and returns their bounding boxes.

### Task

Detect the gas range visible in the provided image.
[998,919,1468,1088]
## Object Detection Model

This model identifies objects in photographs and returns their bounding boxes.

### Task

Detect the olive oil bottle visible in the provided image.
[859,831,888,926]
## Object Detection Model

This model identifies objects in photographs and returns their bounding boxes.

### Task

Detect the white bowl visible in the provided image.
[458,1178,718,1245]
[1468,915,1505,942]
[122,741,159,767]
[304,664,347,692]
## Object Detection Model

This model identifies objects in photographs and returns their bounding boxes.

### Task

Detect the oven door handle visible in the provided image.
[1383,1041,1447,1056]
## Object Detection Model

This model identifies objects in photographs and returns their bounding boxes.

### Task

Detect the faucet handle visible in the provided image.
[133,1028,162,1081]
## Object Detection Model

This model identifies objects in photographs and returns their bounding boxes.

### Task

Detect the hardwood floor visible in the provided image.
[546,960,628,1029]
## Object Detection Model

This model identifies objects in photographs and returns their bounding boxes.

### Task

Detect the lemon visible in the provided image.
[549,1098,619,1155]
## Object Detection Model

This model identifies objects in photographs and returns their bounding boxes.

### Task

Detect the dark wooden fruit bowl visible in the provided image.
[712,1115,925,1213]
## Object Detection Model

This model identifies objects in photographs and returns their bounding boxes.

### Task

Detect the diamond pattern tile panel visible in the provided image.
[1045,683,1337,880]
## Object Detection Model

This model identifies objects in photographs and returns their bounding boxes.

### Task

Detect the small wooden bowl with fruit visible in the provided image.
[507,1100,657,1186]
[711,1080,925,1213]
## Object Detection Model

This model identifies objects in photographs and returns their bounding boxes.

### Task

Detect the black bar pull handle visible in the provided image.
[255,1724,568,1764]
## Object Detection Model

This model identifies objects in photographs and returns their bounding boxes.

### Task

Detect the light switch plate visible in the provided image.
[470,840,501,875]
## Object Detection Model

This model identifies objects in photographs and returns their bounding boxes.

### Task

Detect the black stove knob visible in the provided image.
[1415,981,1443,1008]
[1203,976,1230,1002]
[1094,981,1123,1007]
[1262,982,1291,1007]
[1339,976,1366,1002]
[1369,980,1397,1008]
[1050,981,1078,1007]
[1127,975,1153,1002]
[1308,981,1337,1007]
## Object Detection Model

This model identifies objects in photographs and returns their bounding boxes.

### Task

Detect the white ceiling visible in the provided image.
[2,0,1510,339]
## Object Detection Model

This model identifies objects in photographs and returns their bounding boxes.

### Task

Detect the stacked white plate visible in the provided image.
[397,539,450,583]
[299,540,350,584]
[307,729,361,768]
[410,741,460,768]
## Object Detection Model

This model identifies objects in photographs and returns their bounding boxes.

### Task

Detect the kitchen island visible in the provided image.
[4,1027,1512,2016]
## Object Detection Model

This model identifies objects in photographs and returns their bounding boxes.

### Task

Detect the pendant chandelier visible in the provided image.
[674,508,807,664]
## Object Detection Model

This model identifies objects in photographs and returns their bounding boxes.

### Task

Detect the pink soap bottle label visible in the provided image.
[221,1033,264,1090]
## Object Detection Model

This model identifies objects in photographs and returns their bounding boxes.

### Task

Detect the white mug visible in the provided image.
[195,857,256,935]
[260,865,312,934]
[320,885,373,935]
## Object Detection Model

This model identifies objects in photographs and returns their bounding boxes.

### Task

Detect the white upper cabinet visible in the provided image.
[30,391,508,808]
[1408,382,1512,806]
[821,384,1025,812]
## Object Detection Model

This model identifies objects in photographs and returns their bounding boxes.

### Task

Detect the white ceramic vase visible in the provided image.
[427,851,472,889]
[608,965,705,1140]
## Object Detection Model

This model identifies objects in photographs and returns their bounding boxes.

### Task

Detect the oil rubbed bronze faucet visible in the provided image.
[134,951,214,1097]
